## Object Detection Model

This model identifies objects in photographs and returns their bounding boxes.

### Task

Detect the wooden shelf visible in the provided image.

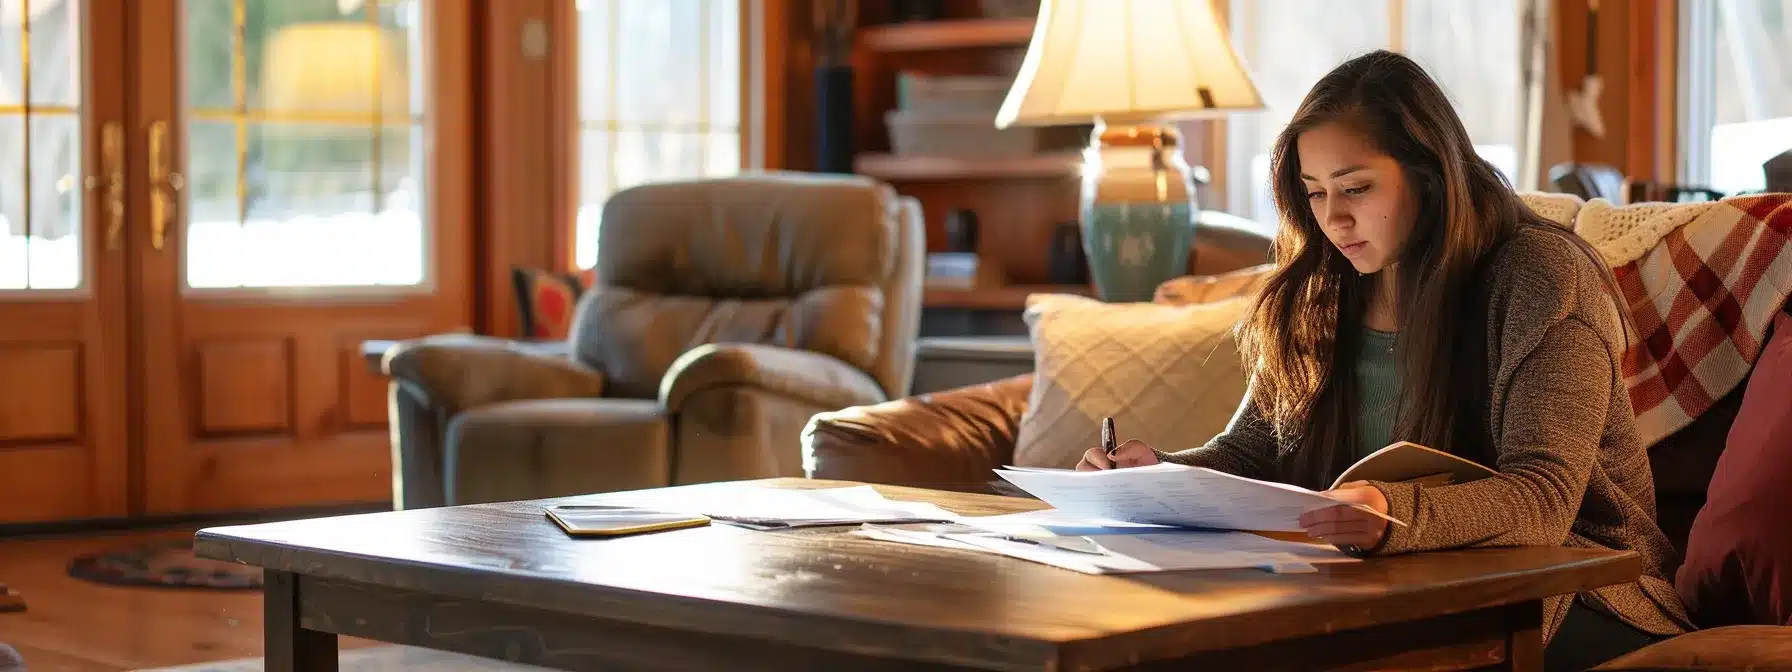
[855,152,1081,181]
[924,284,1092,310]
[860,18,1035,52]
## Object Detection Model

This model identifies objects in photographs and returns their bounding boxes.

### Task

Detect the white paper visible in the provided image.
[947,509,1176,537]
[994,463,1404,533]
[854,524,1356,575]
[575,485,960,529]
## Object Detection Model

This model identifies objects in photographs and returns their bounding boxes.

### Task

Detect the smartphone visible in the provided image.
[545,505,710,537]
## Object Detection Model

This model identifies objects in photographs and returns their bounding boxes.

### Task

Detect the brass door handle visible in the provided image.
[148,120,183,251]
[83,122,125,251]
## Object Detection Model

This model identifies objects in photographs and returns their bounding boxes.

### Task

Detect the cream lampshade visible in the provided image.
[994,0,1264,302]
[261,22,410,117]
[995,0,1264,129]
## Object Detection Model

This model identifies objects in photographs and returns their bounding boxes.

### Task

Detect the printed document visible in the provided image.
[993,463,1406,532]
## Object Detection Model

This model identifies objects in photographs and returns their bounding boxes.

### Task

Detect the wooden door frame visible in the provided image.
[476,0,565,338]
[0,0,133,523]
[128,0,476,514]
[88,0,134,518]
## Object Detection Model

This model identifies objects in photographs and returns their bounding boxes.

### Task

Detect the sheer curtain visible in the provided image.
[1687,0,1792,193]
[1223,0,1522,223]
[574,0,741,270]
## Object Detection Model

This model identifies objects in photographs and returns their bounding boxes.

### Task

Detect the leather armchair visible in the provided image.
[802,262,1276,492]
[385,173,924,508]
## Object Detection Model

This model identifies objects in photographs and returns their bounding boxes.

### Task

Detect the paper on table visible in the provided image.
[578,485,960,530]
[946,529,1358,574]
[947,508,1176,537]
[852,524,1355,575]
[994,463,1406,533]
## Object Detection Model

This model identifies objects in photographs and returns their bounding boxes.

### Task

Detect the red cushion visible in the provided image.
[1676,309,1792,627]
[511,267,586,340]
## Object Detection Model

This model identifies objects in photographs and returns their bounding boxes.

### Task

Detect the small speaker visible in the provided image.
[1047,221,1089,285]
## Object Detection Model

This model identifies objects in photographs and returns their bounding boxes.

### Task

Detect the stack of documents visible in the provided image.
[992,463,1406,532]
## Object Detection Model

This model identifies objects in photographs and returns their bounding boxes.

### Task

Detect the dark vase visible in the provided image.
[1047,221,1089,285]
[890,0,944,22]
[815,65,855,173]
[945,209,980,253]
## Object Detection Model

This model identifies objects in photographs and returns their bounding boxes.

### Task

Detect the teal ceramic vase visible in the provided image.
[1079,123,1199,302]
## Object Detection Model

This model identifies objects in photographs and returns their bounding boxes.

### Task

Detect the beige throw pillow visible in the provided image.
[1013,294,1252,468]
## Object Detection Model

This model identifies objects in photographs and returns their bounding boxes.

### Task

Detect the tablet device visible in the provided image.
[545,505,710,537]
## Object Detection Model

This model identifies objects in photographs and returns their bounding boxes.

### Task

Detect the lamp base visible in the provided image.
[1079,122,1199,303]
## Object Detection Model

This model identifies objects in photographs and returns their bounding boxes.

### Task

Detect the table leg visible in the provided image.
[1504,600,1544,671]
[264,570,337,672]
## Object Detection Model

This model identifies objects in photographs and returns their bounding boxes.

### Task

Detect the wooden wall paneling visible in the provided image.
[781,0,818,171]
[1560,0,1635,170]
[479,0,560,337]
[1625,0,1659,181]
[548,0,580,273]
[1627,0,1678,182]
[750,0,789,170]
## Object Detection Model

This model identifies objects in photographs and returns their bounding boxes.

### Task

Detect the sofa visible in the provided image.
[383,173,924,508]
[804,194,1792,669]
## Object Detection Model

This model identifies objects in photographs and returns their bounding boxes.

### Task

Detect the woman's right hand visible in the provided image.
[1076,439,1162,470]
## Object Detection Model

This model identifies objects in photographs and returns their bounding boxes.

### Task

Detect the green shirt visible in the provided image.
[1355,327,1401,460]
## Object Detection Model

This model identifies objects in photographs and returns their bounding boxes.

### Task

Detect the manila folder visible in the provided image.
[1329,441,1497,490]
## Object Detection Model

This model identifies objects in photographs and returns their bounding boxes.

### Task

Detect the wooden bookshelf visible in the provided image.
[854,152,1082,181]
[851,7,1082,319]
[860,18,1035,52]
[924,284,1092,310]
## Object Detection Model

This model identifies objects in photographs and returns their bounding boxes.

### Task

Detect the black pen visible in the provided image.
[1102,417,1117,458]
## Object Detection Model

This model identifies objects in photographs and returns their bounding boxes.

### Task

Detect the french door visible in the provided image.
[0,0,131,523]
[0,0,473,523]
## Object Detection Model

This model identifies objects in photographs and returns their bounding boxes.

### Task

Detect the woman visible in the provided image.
[1078,51,1689,669]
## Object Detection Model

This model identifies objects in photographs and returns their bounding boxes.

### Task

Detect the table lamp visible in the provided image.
[996,0,1264,302]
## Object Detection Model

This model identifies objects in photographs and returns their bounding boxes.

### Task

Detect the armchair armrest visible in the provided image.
[384,334,605,416]
[801,374,1033,490]
[660,343,886,414]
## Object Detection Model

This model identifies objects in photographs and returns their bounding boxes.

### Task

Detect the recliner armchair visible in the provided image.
[383,173,924,508]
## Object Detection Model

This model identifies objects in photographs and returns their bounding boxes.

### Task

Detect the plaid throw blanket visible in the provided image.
[1570,194,1792,447]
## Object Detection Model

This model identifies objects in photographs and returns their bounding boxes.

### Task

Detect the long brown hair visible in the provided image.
[1238,50,1619,489]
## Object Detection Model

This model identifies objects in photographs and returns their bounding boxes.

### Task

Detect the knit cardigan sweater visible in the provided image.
[1158,224,1693,642]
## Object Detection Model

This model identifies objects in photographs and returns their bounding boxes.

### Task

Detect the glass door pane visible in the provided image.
[575,0,741,269]
[0,0,83,291]
[181,0,426,289]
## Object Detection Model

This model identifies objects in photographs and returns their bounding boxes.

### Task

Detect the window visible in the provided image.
[574,0,742,270]
[1223,0,1521,222]
[1680,0,1792,195]
[0,0,83,290]
[183,0,428,289]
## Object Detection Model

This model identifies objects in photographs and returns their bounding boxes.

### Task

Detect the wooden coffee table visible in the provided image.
[195,478,1640,671]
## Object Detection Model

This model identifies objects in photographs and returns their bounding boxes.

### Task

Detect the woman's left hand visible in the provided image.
[1299,481,1390,552]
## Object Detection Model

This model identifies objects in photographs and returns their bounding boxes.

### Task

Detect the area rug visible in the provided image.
[66,539,260,590]
[133,646,554,671]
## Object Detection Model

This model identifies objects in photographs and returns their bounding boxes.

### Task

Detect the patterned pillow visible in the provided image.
[511,266,586,340]
[1012,294,1252,468]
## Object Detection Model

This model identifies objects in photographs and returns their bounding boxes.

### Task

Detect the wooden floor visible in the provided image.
[0,527,379,671]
